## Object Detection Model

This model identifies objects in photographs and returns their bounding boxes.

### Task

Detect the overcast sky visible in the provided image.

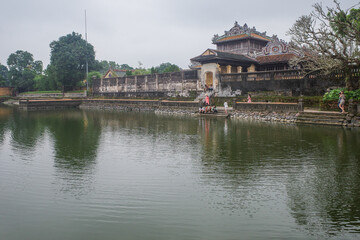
[0,0,358,69]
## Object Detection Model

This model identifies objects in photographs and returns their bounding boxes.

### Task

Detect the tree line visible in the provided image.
[0,32,180,93]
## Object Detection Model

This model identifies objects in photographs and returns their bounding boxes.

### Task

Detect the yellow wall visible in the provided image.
[0,87,12,96]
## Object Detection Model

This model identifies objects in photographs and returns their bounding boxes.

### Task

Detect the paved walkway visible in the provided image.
[304,109,346,115]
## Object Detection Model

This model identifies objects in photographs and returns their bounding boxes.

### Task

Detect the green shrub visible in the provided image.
[323,88,360,101]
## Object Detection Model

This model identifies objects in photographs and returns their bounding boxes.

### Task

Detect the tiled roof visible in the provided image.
[216,34,248,42]
[250,33,271,41]
[191,49,257,64]
[256,54,297,64]
[215,33,270,43]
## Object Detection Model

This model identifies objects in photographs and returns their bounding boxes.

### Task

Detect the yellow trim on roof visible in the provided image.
[216,33,270,42]
[202,49,216,56]
[217,34,247,42]
[250,33,270,41]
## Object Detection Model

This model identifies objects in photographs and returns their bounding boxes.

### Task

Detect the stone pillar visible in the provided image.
[233,99,237,111]
[155,74,159,91]
[125,77,128,92]
[237,66,242,73]
[181,71,184,93]
[116,78,119,92]
[298,98,304,111]
[247,64,256,73]
[348,99,356,114]
[227,65,232,74]
[135,76,137,92]
[145,76,148,91]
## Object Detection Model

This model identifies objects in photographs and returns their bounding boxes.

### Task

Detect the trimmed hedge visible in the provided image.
[320,100,359,111]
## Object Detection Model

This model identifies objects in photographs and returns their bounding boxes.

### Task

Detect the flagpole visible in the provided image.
[85,10,89,92]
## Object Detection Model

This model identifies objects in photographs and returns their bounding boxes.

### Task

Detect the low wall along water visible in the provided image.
[81,99,199,112]
[233,101,304,112]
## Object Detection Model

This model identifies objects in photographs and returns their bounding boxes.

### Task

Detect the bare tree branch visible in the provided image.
[287,0,360,90]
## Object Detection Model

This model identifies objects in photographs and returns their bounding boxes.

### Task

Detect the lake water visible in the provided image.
[0,106,360,240]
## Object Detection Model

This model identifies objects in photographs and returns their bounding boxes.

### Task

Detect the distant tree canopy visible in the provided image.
[7,50,43,92]
[150,62,181,74]
[130,62,180,76]
[49,32,96,89]
[34,65,60,91]
[288,0,360,90]
[0,64,8,87]
[87,71,102,86]
[132,68,151,75]
[119,64,134,71]
[96,61,135,75]
[96,61,180,76]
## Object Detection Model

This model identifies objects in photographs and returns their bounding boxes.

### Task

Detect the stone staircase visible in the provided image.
[195,90,215,102]
[295,111,360,127]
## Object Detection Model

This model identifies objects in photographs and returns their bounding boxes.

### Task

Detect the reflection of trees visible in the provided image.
[4,108,102,172]
[0,106,12,145]
[197,118,360,235]
[8,110,47,153]
[4,108,102,196]
[45,110,101,170]
[197,119,307,215]
[286,127,360,236]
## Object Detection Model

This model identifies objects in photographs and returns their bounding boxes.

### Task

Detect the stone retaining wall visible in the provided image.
[19,99,82,110]
[233,101,303,112]
[80,99,199,113]
[231,111,299,123]
[18,92,87,98]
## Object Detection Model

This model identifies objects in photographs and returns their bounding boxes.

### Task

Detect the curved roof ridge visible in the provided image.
[212,22,271,43]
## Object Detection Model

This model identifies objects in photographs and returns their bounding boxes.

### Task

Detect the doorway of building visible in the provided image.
[205,72,213,88]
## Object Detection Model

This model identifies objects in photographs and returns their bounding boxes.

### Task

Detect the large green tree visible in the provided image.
[7,50,42,92]
[288,0,360,90]
[49,32,96,89]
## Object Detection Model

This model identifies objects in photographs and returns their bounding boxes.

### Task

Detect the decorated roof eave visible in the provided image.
[191,56,257,66]
[258,60,291,65]
[191,48,258,64]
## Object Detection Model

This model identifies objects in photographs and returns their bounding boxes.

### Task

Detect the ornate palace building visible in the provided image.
[191,22,303,93]
[94,22,342,98]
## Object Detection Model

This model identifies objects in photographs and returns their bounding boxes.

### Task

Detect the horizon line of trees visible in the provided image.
[0,32,181,93]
